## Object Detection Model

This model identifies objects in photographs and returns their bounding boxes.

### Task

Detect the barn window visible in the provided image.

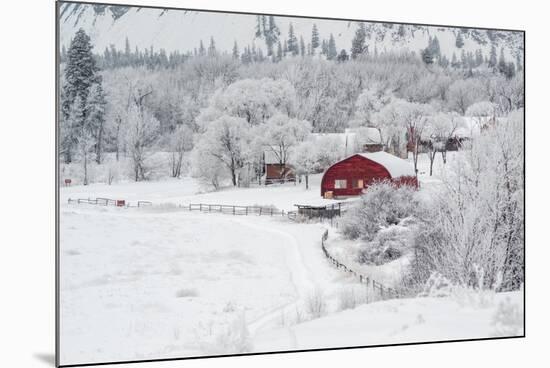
[352,179,364,188]
[334,179,347,189]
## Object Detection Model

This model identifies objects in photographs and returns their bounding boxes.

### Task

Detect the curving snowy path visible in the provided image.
[59,205,347,365]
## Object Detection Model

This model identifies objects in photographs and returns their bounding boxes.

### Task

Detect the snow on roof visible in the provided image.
[358,151,416,178]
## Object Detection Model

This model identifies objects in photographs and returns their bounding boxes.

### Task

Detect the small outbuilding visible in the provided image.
[320,151,418,198]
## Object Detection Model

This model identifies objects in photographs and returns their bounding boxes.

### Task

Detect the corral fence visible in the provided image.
[184,203,289,217]
[67,197,153,208]
[320,229,399,300]
[67,197,296,219]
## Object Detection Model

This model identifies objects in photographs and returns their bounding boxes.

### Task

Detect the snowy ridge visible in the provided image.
[59,2,523,59]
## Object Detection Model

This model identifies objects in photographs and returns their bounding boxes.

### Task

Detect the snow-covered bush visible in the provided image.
[340,182,420,241]
[417,272,453,298]
[305,288,327,319]
[195,313,253,354]
[357,225,412,265]
[337,286,368,311]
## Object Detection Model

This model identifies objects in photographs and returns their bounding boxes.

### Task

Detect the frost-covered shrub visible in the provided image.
[305,288,327,319]
[357,225,412,265]
[195,313,253,354]
[417,272,453,298]
[340,182,420,241]
[337,286,368,311]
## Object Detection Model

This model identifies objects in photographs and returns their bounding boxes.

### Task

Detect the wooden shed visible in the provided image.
[320,151,418,198]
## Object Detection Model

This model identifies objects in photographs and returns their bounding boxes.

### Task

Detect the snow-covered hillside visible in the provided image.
[58,2,523,59]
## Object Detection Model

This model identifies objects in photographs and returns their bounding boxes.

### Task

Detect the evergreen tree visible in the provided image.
[498,47,507,74]
[85,83,107,164]
[451,52,460,68]
[398,24,406,38]
[516,53,523,72]
[327,34,338,60]
[61,29,100,163]
[255,16,262,38]
[283,39,288,57]
[261,15,268,36]
[505,62,516,79]
[421,47,434,65]
[277,41,283,61]
[208,37,217,57]
[488,45,497,68]
[455,32,464,48]
[430,36,441,57]
[287,23,299,56]
[300,36,306,57]
[264,16,280,57]
[311,24,320,52]
[232,41,239,59]
[351,22,367,59]
[276,41,283,61]
[124,37,131,65]
[198,40,206,57]
[321,39,328,56]
[475,49,484,67]
[337,49,349,62]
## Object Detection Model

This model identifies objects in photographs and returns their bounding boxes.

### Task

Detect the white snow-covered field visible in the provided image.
[59,152,522,365]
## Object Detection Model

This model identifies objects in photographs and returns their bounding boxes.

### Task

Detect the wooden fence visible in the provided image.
[320,229,399,300]
[184,203,289,217]
[68,197,296,219]
[67,197,153,208]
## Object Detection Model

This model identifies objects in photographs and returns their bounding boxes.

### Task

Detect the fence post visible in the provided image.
[233,206,235,215]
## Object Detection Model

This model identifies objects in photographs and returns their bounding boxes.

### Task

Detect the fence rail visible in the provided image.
[67,197,297,219]
[320,229,399,300]
[68,197,153,208]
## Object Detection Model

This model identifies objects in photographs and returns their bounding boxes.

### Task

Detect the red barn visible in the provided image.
[320,152,418,198]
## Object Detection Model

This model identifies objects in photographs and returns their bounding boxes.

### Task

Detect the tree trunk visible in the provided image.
[305,174,309,190]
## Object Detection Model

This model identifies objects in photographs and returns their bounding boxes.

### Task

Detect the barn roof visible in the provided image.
[357,151,416,178]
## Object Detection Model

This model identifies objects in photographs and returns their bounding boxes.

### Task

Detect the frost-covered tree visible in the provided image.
[194,115,250,186]
[197,78,296,126]
[169,124,193,178]
[293,140,319,190]
[465,101,497,130]
[61,28,100,163]
[327,34,338,60]
[299,36,306,57]
[232,41,239,59]
[353,86,392,125]
[447,79,487,114]
[311,24,320,52]
[488,45,497,68]
[424,112,462,175]
[314,135,345,169]
[351,22,367,59]
[85,83,107,164]
[412,110,524,290]
[125,104,160,181]
[287,23,299,56]
[262,114,312,179]
[76,129,95,186]
[455,32,464,48]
